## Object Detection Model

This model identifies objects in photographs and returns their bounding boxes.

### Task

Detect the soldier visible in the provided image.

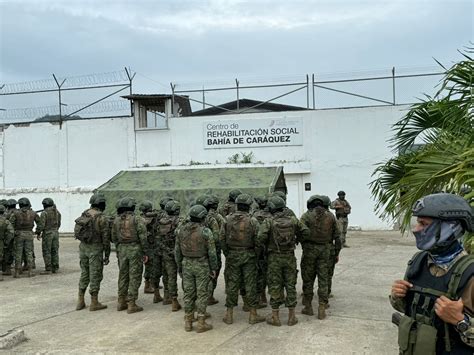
[257,196,309,326]
[36,198,61,275]
[0,205,14,281]
[75,193,110,311]
[321,195,341,299]
[112,197,149,314]
[156,200,183,312]
[219,189,242,217]
[390,193,474,354]
[273,191,297,218]
[220,194,265,325]
[10,197,40,278]
[155,196,173,303]
[176,205,218,333]
[330,191,351,247]
[252,195,272,308]
[2,199,16,276]
[300,195,341,319]
[138,200,158,296]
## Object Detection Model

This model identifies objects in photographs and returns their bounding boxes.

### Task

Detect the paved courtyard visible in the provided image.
[1,230,415,354]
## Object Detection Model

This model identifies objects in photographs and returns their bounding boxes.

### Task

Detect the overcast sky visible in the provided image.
[0,0,472,114]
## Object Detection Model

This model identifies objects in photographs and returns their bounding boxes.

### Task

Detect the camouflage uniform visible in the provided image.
[256,211,309,311]
[219,200,237,217]
[10,204,40,275]
[221,210,260,309]
[2,204,16,275]
[205,209,223,302]
[77,206,110,308]
[0,208,14,281]
[36,205,61,273]
[252,207,272,303]
[175,217,217,331]
[300,206,341,315]
[330,197,351,246]
[156,212,183,300]
[112,211,148,305]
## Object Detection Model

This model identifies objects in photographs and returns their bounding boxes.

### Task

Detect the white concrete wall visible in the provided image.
[0,105,409,231]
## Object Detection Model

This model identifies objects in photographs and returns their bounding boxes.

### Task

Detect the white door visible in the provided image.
[285,175,303,217]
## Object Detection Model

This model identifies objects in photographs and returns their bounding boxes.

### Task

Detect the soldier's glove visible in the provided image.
[103,257,110,266]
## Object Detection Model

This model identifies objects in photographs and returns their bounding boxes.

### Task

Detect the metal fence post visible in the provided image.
[236,79,240,112]
[392,67,396,105]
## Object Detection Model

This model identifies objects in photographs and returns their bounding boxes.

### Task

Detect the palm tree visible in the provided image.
[370,48,473,240]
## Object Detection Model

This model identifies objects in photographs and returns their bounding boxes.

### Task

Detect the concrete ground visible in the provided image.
[1,231,416,354]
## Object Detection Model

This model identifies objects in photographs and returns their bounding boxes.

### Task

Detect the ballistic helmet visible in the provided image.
[189,205,207,220]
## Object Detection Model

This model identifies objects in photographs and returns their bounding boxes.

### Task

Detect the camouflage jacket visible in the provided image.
[220,211,259,256]
[330,198,351,218]
[300,207,341,255]
[36,206,62,233]
[0,215,14,244]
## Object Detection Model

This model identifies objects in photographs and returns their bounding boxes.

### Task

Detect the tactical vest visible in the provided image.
[208,209,225,229]
[178,222,207,258]
[268,213,295,253]
[398,252,474,355]
[142,211,158,244]
[158,214,180,251]
[221,201,236,217]
[335,199,350,218]
[306,207,334,244]
[226,212,254,250]
[44,207,60,231]
[0,216,9,240]
[14,208,36,231]
[252,209,272,224]
[114,213,138,244]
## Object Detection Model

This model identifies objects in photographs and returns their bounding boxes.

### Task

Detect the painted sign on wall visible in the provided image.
[204,117,303,149]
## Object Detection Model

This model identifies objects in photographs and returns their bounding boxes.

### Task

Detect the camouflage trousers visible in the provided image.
[41,230,59,271]
[78,242,104,294]
[301,243,330,305]
[0,239,4,265]
[117,243,144,301]
[182,257,211,315]
[328,244,337,295]
[2,239,14,272]
[14,232,34,269]
[208,249,222,297]
[152,250,168,292]
[337,217,349,245]
[143,246,154,281]
[267,252,297,309]
[163,253,178,297]
[224,250,258,308]
[256,254,267,296]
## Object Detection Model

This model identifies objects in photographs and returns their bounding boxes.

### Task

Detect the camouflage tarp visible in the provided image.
[96,166,286,216]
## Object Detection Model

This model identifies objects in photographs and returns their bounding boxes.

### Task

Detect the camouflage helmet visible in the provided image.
[91,193,106,205]
[159,196,173,209]
[412,193,473,232]
[18,197,31,207]
[203,195,219,208]
[139,200,153,212]
[0,199,7,207]
[189,204,207,220]
[117,197,136,209]
[235,193,253,206]
[7,199,16,208]
[42,197,54,207]
[307,195,324,208]
[165,200,180,214]
[267,196,286,212]
[0,205,5,213]
[338,190,346,196]
[273,190,287,202]
[194,194,209,206]
[228,189,243,201]
[254,195,268,205]
[321,195,331,208]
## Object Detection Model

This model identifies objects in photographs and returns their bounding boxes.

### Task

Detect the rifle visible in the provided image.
[392,312,402,327]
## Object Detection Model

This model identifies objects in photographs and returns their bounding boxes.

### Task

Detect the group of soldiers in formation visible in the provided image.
[0,189,352,334]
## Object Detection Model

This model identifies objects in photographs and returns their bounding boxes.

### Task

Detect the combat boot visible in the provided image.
[301,296,314,316]
[249,308,265,324]
[76,289,86,311]
[266,309,281,326]
[163,289,172,305]
[127,300,144,314]
[318,304,326,320]
[153,289,163,303]
[184,313,193,332]
[288,307,298,326]
[196,314,213,333]
[117,296,128,311]
[208,295,219,305]
[171,297,182,312]
[90,293,107,311]
[257,292,267,309]
[4,267,12,276]
[13,268,21,278]
[223,307,233,325]
[143,280,154,294]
